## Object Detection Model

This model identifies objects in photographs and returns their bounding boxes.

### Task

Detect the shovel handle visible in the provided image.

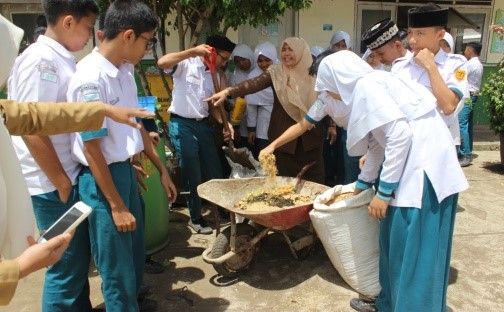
[295,161,316,190]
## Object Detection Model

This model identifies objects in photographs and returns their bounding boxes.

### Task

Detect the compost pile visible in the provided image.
[258,153,278,178]
[235,184,312,211]
[326,192,354,205]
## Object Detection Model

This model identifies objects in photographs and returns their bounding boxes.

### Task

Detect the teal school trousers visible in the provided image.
[78,160,145,312]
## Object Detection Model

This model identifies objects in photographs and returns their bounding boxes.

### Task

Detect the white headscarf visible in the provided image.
[230,44,255,86]
[232,44,255,65]
[0,14,35,258]
[310,45,324,58]
[442,32,454,53]
[245,42,277,107]
[316,50,437,156]
[362,48,385,70]
[329,31,352,50]
[254,41,278,64]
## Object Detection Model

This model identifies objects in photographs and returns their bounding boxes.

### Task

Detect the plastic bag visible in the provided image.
[223,146,263,178]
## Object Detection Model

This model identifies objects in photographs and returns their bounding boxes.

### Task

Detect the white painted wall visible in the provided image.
[298,0,355,50]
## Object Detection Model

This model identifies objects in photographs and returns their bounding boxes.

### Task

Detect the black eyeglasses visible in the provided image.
[139,35,157,50]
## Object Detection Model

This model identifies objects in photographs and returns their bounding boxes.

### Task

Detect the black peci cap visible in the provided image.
[206,35,236,53]
[408,3,448,28]
[362,18,399,50]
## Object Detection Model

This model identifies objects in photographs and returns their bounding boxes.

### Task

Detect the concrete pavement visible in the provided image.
[2,150,503,312]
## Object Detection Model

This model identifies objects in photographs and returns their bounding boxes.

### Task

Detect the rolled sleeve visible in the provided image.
[0,260,20,305]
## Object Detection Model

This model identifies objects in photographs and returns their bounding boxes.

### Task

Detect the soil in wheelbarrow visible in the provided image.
[234,184,313,212]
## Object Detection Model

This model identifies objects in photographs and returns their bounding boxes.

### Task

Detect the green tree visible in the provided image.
[99,0,313,52]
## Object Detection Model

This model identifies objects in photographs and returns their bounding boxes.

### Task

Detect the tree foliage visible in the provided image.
[99,0,313,51]
[481,64,504,134]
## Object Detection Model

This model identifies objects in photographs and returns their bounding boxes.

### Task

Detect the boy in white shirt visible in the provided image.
[392,3,469,146]
[7,1,98,310]
[157,35,236,234]
[459,42,483,166]
[67,1,176,311]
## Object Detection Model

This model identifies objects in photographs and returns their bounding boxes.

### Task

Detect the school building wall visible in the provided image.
[298,0,355,49]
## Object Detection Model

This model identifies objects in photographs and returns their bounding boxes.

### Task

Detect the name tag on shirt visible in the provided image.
[40,71,58,83]
[78,83,101,102]
[37,60,59,84]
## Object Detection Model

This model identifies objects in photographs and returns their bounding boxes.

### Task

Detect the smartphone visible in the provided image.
[37,201,92,243]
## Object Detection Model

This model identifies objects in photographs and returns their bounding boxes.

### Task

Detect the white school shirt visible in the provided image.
[7,35,81,195]
[67,50,144,166]
[304,92,350,128]
[358,109,468,208]
[166,57,214,119]
[245,68,274,140]
[466,56,483,93]
[392,49,469,145]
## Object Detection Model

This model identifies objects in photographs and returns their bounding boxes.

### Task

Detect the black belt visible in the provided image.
[170,113,208,122]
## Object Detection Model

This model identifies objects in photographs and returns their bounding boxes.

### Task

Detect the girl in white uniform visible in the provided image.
[245,41,278,158]
[315,51,468,312]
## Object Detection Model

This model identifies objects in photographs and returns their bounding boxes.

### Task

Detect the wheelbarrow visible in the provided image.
[198,176,328,276]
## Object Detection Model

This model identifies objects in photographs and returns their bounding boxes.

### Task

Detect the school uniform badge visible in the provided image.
[454,69,466,81]
[37,60,59,83]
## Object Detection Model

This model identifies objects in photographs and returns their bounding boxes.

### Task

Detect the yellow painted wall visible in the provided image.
[487,0,504,64]
[298,0,355,49]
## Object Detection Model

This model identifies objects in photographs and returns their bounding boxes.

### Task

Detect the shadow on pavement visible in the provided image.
[482,162,504,174]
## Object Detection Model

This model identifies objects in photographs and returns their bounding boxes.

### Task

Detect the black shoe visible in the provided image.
[459,155,472,167]
[350,298,378,312]
[144,257,166,274]
[138,284,152,301]
[138,298,158,312]
[188,218,213,235]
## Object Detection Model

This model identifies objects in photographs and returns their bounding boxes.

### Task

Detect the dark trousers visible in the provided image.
[169,116,223,223]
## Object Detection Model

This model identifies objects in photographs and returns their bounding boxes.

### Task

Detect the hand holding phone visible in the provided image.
[37,201,92,243]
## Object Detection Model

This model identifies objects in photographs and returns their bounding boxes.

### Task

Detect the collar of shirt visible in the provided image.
[408,48,447,67]
[90,49,131,78]
[468,56,481,64]
[37,35,75,62]
[192,56,206,69]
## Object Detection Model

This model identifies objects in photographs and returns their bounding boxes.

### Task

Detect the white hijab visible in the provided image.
[315,50,437,156]
[442,32,455,53]
[310,45,324,58]
[254,41,278,64]
[230,44,255,86]
[245,42,277,106]
[329,31,352,50]
[0,15,35,258]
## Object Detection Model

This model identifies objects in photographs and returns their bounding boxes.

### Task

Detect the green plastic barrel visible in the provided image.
[142,139,170,255]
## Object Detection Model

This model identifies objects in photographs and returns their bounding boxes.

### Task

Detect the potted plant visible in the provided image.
[481,62,504,165]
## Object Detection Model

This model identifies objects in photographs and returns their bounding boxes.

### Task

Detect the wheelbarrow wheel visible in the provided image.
[209,223,258,277]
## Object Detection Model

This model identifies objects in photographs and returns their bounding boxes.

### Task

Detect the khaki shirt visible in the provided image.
[0,100,105,135]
